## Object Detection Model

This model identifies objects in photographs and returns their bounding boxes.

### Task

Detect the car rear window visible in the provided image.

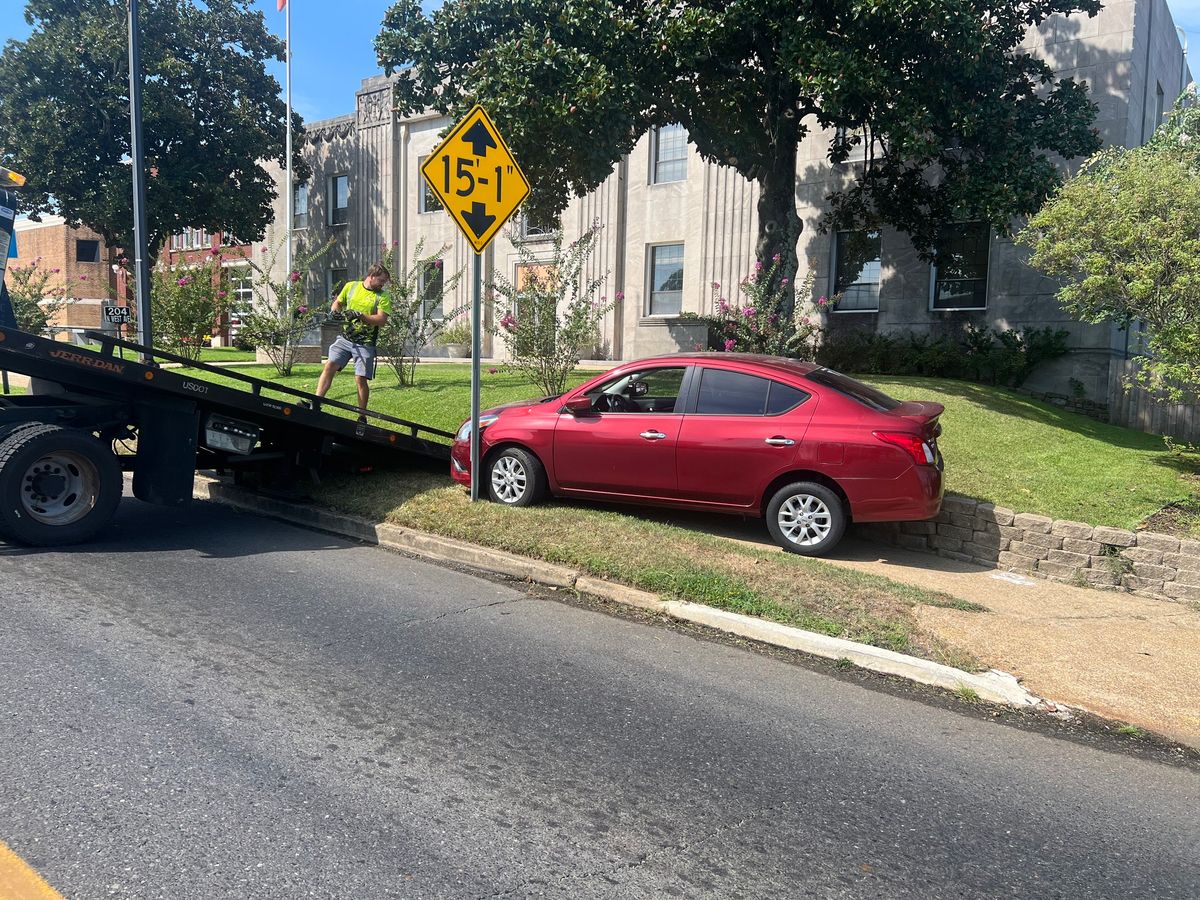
[805,368,902,412]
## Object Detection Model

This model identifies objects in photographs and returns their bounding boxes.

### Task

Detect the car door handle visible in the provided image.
[640,430,667,441]
[764,437,795,446]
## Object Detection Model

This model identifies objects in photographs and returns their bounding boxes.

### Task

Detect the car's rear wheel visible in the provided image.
[766,481,847,556]
[486,446,546,508]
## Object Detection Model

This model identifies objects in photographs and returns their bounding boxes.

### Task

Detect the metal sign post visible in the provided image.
[127,0,153,361]
[420,106,530,501]
[470,252,483,500]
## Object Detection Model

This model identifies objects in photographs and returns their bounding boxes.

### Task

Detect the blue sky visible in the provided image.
[1,1,400,123]
[1,1,1199,123]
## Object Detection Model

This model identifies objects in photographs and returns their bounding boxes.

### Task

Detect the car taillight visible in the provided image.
[874,431,936,465]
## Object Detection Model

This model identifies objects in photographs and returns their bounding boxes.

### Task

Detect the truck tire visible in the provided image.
[0,424,122,546]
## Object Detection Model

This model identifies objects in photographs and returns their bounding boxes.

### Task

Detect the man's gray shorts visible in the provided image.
[327,334,377,378]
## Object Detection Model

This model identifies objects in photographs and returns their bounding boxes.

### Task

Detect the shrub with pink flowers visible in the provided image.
[150,255,233,361]
[375,239,466,386]
[488,222,616,396]
[4,257,72,335]
[679,256,830,359]
[234,236,334,375]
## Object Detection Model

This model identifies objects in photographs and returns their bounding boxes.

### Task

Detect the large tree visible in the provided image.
[0,0,308,262]
[1020,92,1200,402]
[376,0,1101,313]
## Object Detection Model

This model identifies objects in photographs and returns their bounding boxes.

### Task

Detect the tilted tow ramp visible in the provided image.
[0,329,452,545]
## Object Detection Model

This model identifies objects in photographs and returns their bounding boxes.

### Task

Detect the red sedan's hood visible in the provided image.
[482,395,562,418]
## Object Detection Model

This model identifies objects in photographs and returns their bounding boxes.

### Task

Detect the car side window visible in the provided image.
[694,368,770,415]
[586,366,687,413]
[765,381,809,415]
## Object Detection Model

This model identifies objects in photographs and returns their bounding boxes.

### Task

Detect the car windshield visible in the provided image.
[805,367,902,412]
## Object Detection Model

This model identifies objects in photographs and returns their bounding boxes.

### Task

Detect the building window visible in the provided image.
[293,182,309,229]
[832,230,881,312]
[328,174,349,226]
[75,239,100,263]
[170,227,210,251]
[930,222,990,311]
[228,266,255,317]
[418,157,443,213]
[327,267,348,300]
[647,243,684,317]
[518,213,556,241]
[650,124,688,184]
[419,262,444,320]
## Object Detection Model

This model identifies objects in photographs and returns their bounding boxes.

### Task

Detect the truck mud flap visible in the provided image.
[133,398,199,506]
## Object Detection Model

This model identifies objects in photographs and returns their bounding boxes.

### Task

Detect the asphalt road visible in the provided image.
[1,496,1197,899]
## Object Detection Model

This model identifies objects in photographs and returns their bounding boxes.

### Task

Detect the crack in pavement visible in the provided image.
[400,598,527,629]
[480,802,792,898]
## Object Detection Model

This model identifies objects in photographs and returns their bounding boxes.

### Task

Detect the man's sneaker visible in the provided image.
[357,415,368,425]
[298,399,313,410]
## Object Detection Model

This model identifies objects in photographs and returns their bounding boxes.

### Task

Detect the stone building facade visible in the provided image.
[269,0,1190,404]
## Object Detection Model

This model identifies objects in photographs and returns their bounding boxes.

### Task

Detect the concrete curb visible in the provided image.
[193,475,1045,709]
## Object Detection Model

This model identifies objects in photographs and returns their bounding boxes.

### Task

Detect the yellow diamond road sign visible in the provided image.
[421,106,530,254]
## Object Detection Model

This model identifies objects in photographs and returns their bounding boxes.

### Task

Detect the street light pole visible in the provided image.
[127,0,153,360]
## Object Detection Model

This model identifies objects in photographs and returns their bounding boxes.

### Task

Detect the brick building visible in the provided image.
[6,216,117,340]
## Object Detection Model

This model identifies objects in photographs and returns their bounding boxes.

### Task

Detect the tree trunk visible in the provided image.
[754,117,802,318]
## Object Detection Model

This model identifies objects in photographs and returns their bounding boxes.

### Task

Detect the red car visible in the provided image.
[451,354,943,556]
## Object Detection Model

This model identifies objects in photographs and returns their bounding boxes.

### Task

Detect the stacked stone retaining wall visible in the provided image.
[857,495,1200,604]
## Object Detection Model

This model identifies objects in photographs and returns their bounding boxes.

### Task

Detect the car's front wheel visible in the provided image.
[766,481,847,556]
[486,446,546,508]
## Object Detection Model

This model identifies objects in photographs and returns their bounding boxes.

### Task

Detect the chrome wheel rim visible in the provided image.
[778,493,833,547]
[491,456,527,503]
[20,451,100,526]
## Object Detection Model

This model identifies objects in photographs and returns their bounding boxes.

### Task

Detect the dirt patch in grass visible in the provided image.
[1140,499,1200,540]
[312,466,981,671]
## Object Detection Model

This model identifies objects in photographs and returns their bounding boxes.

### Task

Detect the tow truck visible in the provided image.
[0,166,452,546]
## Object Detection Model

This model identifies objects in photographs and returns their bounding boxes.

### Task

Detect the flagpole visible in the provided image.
[284,0,293,288]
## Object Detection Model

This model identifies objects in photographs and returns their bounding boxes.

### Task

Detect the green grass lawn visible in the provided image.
[80,343,256,364]
[190,363,1199,530]
[868,375,1198,529]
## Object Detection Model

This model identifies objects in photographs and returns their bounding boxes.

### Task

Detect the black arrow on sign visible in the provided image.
[461,120,498,157]
[462,202,496,239]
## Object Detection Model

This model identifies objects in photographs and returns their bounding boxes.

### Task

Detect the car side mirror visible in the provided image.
[563,396,595,415]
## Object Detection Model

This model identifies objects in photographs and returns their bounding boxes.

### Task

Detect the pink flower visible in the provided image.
[261,246,268,253]
[119,257,128,265]
[802,316,811,325]
[712,281,720,290]
[755,260,763,271]
[434,259,443,269]
[717,299,730,313]
[297,305,308,315]
[742,306,757,318]
[50,268,61,274]
[177,277,190,286]
[499,313,517,331]
[693,342,704,351]
[79,275,88,281]
[768,313,779,325]
[392,240,399,247]
[614,291,625,302]
[723,338,737,352]
[488,367,499,375]
[772,253,781,263]
[817,296,828,307]
[217,290,228,299]
[781,277,789,286]
[209,247,220,256]
[289,271,301,282]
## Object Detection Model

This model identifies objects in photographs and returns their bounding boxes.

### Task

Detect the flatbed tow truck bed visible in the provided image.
[0,327,453,545]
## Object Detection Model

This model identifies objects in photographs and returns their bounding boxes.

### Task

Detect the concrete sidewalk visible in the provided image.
[828,536,1200,747]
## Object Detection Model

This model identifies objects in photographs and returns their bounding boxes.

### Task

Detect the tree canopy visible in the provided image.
[376,0,1102,312]
[0,0,307,260]
[1020,90,1200,401]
